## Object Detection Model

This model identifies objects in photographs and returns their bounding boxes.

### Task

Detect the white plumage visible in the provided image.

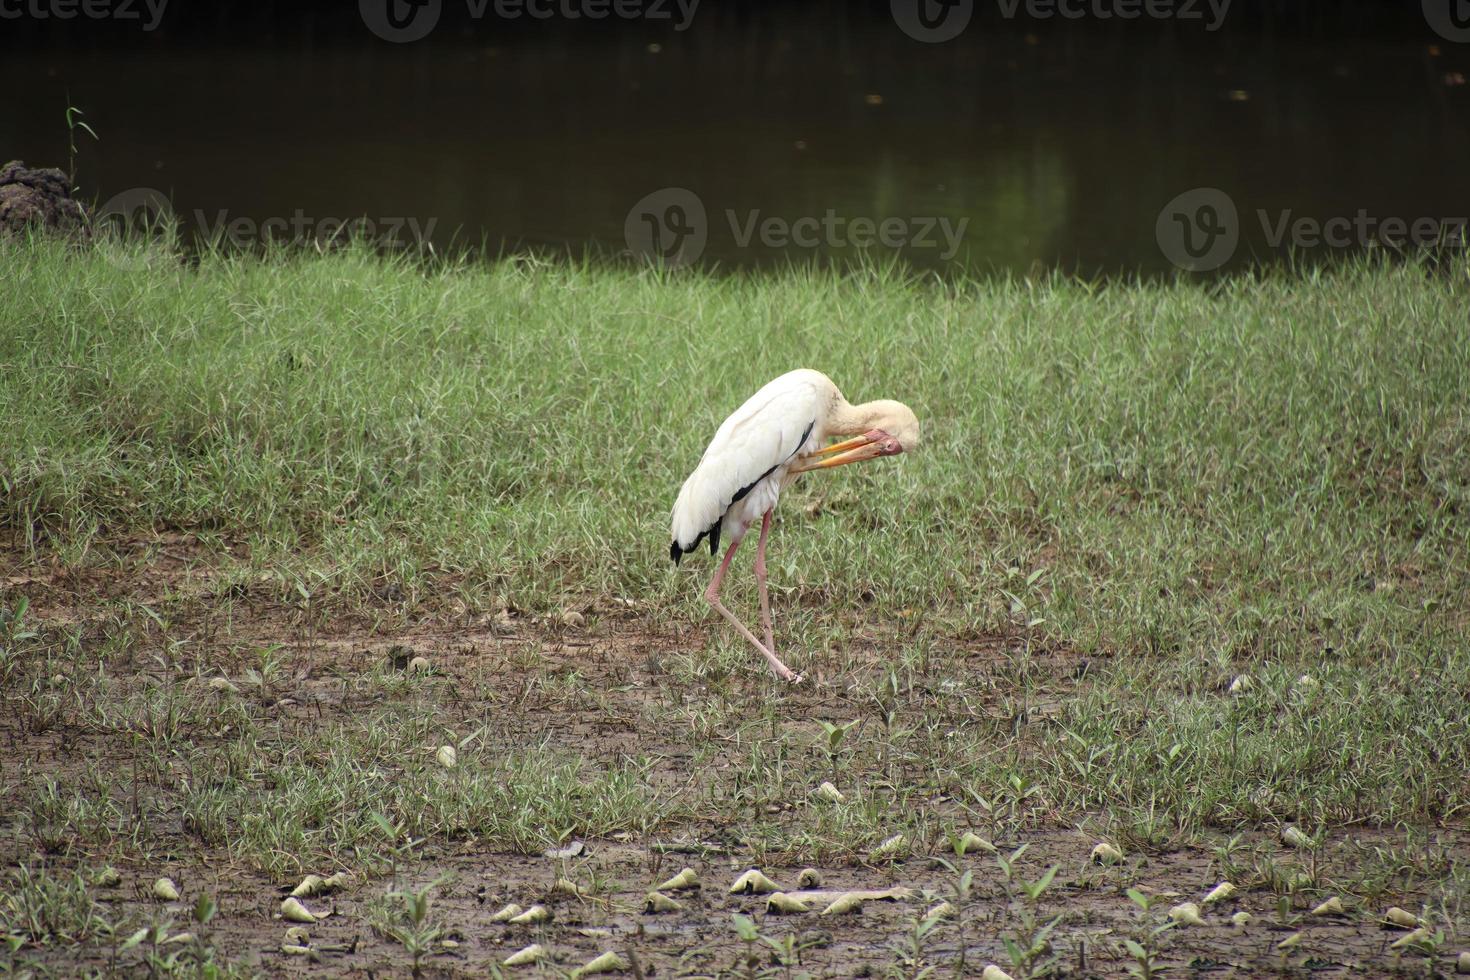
[669,369,829,560]
[667,369,921,684]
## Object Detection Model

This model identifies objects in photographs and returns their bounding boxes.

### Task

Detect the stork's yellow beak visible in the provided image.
[792,430,903,472]
[799,440,887,470]
[811,434,873,457]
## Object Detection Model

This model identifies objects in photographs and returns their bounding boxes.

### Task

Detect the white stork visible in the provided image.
[670,369,921,682]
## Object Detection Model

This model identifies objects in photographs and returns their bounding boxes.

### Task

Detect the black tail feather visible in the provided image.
[670,520,723,565]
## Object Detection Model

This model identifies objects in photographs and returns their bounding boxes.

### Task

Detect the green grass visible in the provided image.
[4,238,1469,821]
[1,237,1468,974]
[6,239,1466,627]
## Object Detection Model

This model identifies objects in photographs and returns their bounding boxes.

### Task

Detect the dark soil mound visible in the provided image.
[0,160,89,239]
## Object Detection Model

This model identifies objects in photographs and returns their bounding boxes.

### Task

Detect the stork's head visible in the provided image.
[801,399,921,471]
[866,400,921,454]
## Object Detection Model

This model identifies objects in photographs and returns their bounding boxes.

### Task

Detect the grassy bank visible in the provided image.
[5,240,1468,648]
[2,238,1468,974]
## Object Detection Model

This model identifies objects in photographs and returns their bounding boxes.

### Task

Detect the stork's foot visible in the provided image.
[764,653,803,684]
[770,663,803,684]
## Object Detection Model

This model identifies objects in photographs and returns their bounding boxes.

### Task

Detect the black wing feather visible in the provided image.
[668,419,814,565]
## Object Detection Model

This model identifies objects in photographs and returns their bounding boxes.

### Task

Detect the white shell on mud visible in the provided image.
[1311,896,1345,916]
[1231,911,1252,927]
[284,926,310,944]
[503,943,545,966]
[571,950,630,978]
[1384,906,1421,928]
[644,891,682,913]
[489,903,524,923]
[1281,825,1312,848]
[868,834,907,863]
[552,877,583,896]
[1090,842,1123,865]
[95,867,122,888]
[561,610,585,629]
[290,874,325,898]
[323,871,350,891]
[815,781,846,803]
[797,868,823,888]
[1455,950,1469,974]
[1276,931,1304,950]
[408,656,432,673]
[654,868,699,892]
[956,832,996,856]
[436,745,458,768]
[281,944,312,956]
[208,677,238,693]
[766,892,811,914]
[1168,902,1205,926]
[924,901,956,921]
[820,892,866,916]
[1202,881,1236,904]
[280,897,318,923]
[508,904,551,925]
[729,869,780,895]
[1391,927,1431,949]
[152,878,180,901]
[982,966,1017,980]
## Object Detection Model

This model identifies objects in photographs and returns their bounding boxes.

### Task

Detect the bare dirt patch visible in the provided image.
[2,538,1466,977]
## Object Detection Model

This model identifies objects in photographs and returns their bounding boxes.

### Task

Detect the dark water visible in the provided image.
[6,1,1470,276]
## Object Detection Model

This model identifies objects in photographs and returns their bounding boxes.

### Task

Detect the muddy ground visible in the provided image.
[2,536,1467,978]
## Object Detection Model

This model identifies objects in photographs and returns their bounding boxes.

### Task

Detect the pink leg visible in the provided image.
[706,534,802,683]
[754,510,776,657]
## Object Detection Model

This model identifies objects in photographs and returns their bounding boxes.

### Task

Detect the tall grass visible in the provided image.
[4,238,1465,669]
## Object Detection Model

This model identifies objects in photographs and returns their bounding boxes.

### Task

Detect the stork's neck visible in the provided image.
[828,397,882,436]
